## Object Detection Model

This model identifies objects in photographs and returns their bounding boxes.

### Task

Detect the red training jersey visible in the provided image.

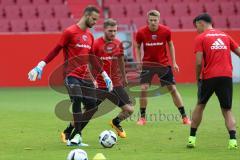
[194,29,239,80]
[136,25,171,66]
[93,37,124,88]
[44,24,95,80]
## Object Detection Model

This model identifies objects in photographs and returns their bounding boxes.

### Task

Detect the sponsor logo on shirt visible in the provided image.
[206,33,227,37]
[145,42,163,46]
[75,43,91,49]
[100,56,117,60]
[82,35,88,41]
[211,38,227,50]
[152,35,157,40]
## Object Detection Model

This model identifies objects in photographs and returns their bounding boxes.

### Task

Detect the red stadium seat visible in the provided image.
[104,0,120,7]
[53,5,71,18]
[0,20,10,32]
[108,5,125,18]
[198,0,214,2]
[220,2,236,16]
[212,16,228,28]
[0,0,15,5]
[59,18,75,30]
[136,0,151,4]
[16,0,32,5]
[125,4,142,17]
[0,6,5,18]
[180,16,194,29]
[26,19,43,32]
[183,0,198,2]
[188,3,204,16]
[228,15,240,28]
[5,6,21,19]
[173,3,189,17]
[203,2,221,16]
[32,0,48,5]
[235,2,240,15]
[43,19,60,32]
[21,5,37,19]
[156,4,173,17]
[141,4,157,15]
[37,5,54,19]
[49,0,65,5]
[164,17,180,29]
[10,20,27,32]
[166,0,183,3]
[115,17,132,25]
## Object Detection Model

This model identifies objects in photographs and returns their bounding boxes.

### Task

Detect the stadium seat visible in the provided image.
[125,4,142,17]
[108,5,125,18]
[228,15,240,28]
[156,4,173,17]
[115,17,132,25]
[48,0,65,5]
[0,6,5,19]
[43,19,60,32]
[166,0,183,3]
[5,6,21,19]
[188,3,204,16]
[151,0,167,4]
[0,0,15,5]
[0,20,10,32]
[59,18,75,30]
[180,16,194,29]
[173,3,189,17]
[10,20,27,32]
[37,5,54,19]
[141,4,157,15]
[136,0,151,3]
[235,2,240,15]
[212,16,228,28]
[16,0,32,5]
[104,0,120,7]
[32,0,48,5]
[21,5,37,19]
[220,2,236,16]
[203,2,221,16]
[53,5,71,18]
[163,17,180,29]
[26,19,43,32]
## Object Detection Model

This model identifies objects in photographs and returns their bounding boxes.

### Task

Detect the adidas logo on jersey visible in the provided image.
[211,38,227,50]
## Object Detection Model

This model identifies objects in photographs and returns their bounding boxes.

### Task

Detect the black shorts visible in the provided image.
[198,77,232,109]
[140,66,176,86]
[64,76,97,108]
[96,86,131,107]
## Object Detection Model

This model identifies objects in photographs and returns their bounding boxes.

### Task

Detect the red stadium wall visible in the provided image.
[0,30,240,87]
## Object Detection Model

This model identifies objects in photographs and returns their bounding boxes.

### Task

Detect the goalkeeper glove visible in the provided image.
[28,61,46,81]
[101,71,113,92]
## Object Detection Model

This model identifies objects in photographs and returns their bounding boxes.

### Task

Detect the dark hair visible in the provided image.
[104,18,117,28]
[83,5,100,15]
[193,13,212,24]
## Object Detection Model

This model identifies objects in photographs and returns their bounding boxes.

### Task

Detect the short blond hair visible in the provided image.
[147,10,160,17]
[104,18,117,28]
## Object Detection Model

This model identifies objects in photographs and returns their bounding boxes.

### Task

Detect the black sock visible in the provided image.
[140,108,146,118]
[229,130,236,139]
[64,123,74,134]
[178,106,186,118]
[190,127,197,136]
[113,116,121,126]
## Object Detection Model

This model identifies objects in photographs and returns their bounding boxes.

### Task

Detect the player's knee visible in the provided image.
[141,84,149,91]
[124,105,134,115]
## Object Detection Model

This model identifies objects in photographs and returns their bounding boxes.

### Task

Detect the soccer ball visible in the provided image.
[67,149,88,160]
[99,130,117,148]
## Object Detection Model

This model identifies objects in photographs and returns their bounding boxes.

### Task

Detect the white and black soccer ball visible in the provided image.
[67,149,88,160]
[99,130,117,148]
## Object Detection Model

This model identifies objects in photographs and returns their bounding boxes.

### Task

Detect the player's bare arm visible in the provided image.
[118,55,128,86]
[196,51,203,80]
[234,47,240,57]
[135,43,142,68]
[168,41,179,72]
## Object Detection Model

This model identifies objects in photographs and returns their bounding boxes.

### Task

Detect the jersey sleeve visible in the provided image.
[58,29,71,47]
[194,35,204,54]
[228,36,239,51]
[136,30,143,45]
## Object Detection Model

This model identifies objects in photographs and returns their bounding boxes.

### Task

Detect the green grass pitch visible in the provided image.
[0,84,239,160]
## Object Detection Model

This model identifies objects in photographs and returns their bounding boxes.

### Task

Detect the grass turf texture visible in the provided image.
[0,84,239,160]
